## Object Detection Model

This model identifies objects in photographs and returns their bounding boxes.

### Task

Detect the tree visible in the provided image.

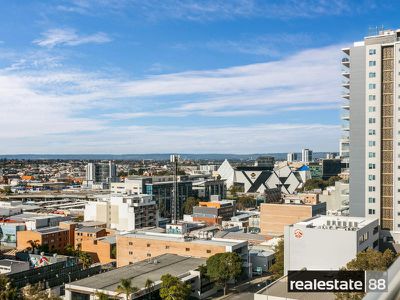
[144,278,155,299]
[116,278,139,300]
[64,244,77,256]
[27,239,40,254]
[0,274,17,300]
[206,252,242,295]
[236,195,256,210]
[95,290,110,300]
[335,248,397,300]
[159,274,191,300]
[268,239,284,280]
[22,282,61,300]
[182,197,200,215]
[79,251,93,269]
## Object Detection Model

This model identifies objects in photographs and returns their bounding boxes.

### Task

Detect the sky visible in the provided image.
[0,0,399,154]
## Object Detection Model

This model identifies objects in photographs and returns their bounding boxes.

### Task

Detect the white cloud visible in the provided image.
[0,43,344,153]
[33,28,111,48]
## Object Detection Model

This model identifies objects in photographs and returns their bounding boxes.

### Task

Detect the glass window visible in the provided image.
[369,61,376,66]
[369,95,376,101]
[368,141,375,146]
[368,175,375,180]
[368,209,375,215]
[368,186,375,192]
[368,106,376,112]
[368,197,375,203]
[369,49,376,55]
[368,163,375,169]
[369,72,376,78]
[369,152,375,158]
[369,129,376,135]
[369,83,376,89]
[368,118,376,123]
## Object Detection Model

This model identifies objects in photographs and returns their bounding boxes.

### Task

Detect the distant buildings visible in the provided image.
[284,216,379,274]
[301,148,313,163]
[286,152,297,162]
[84,161,117,188]
[192,199,236,225]
[84,194,158,231]
[217,160,303,194]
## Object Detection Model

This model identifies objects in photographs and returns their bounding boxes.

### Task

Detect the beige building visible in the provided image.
[116,231,248,268]
[259,202,326,236]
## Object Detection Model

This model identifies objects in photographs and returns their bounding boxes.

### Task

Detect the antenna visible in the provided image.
[170,154,180,224]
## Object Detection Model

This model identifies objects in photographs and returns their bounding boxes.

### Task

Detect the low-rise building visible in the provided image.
[284,216,379,274]
[74,227,107,250]
[80,235,116,264]
[84,194,158,231]
[116,231,248,268]
[17,226,70,252]
[0,259,30,274]
[192,200,236,225]
[260,201,326,236]
[0,222,26,247]
[65,254,215,300]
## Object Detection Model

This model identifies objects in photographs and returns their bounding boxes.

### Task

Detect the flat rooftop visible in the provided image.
[36,226,68,234]
[257,276,335,300]
[120,231,245,247]
[76,227,105,233]
[293,215,378,230]
[67,254,205,292]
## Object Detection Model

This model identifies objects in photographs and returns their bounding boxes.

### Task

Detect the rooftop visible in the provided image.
[257,276,335,300]
[292,215,378,231]
[36,226,68,234]
[76,227,105,233]
[67,254,205,292]
[0,259,29,267]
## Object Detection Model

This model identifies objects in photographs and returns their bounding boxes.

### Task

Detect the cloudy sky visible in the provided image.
[0,0,398,154]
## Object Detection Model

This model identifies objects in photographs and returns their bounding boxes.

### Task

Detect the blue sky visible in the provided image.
[0,0,398,154]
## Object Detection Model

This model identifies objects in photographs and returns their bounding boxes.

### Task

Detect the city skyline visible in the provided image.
[1,1,399,153]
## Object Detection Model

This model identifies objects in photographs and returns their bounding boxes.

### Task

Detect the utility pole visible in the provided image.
[170,154,180,224]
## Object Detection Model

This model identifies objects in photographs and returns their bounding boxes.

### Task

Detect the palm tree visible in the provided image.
[78,252,93,269]
[27,240,40,254]
[144,278,155,299]
[95,290,110,300]
[116,278,139,300]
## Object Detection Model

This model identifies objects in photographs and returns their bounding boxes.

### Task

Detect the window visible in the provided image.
[147,253,151,257]
[206,250,211,253]
[369,72,376,78]
[368,106,376,112]
[369,60,376,66]
[369,95,376,101]
[369,129,376,135]
[368,141,376,146]
[368,175,376,181]
[165,245,170,249]
[129,242,133,246]
[368,118,376,124]
[129,251,133,255]
[369,83,376,89]
[186,248,190,252]
[369,152,376,158]
[368,163,376,169]
[368,197,375,203]
[369,49,376,55]
[147,243,151,247]
[368,186,375,192]
[369,209,376,215]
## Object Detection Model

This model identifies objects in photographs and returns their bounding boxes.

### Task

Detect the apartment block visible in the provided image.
[74,227,107,250]
[192,200,236,225]
[84,194,158,231]
[80,236,116,264]
[259,201,326,236]
[116,231,248,267]
[17,227,70,252]
[345,28,400,233]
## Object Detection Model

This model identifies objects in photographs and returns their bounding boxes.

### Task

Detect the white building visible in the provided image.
[85,161,117,185]
[84,194,158,231]
[0,259,29,274]
[284,215,379,274]
[286,152,297,162]
[345,29,400,238]
[301,148,312,163]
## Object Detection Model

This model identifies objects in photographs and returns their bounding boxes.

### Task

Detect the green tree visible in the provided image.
[27,239,40,254]
[64,244,77,256]
[335,248,397,300]
[236,195,256,210]
[144,278,155,300]
[95,290,110,300]
[79,251,93,269]
[159,274,191,300]
[206,252,242,295]
[0,274,17,300]
[182,197,200,215]
[269,239,284,280]
[116,278,139,300]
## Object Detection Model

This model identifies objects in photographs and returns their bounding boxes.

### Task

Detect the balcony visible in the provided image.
[342,125,350,131]
[341,57,350,67]
[342,92,350,99]
[342,70,350,78]
[341,48,350,55]
[341,103,350,110]
[341,113,350,120]
[342,80,350,89]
